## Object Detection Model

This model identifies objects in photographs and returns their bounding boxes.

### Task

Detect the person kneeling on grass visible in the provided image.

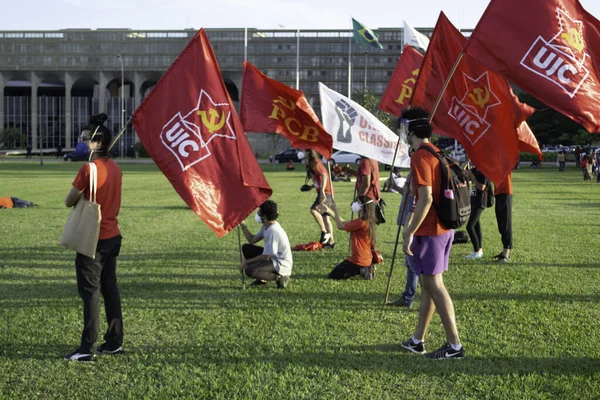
[238,200,293,289]
[320,196,377,280]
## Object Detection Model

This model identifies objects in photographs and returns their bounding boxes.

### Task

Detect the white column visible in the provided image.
[64,72,73,149]
[31,72,39,150]
[133,72,143,143]
[0,73,5,132]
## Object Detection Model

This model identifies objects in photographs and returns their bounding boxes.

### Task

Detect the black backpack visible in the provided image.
[419,146,471,230]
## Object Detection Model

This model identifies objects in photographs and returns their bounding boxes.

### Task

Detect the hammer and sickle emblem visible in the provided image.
[561,27,584,53]
[468,87,490,108]
[197,109,227,133]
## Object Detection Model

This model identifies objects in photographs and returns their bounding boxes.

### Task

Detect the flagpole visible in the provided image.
[107,118,132,154]
[383,198,408,304]
[296,27,300,90]
[244,27,248,61]
[238,226,246,290]
[428,51,464,122]
[364,52,368,91]
[348,18,353,99]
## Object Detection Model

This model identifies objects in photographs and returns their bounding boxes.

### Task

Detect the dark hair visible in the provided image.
[305,149,321,179]
[259,200,278,221]
[357,195,377,246]
[84,113,112,155]
[400,107,432,139]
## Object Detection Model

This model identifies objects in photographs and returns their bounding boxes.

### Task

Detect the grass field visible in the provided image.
[0,161,599,399]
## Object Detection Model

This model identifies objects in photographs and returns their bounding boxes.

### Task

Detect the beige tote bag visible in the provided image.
[60,163,102,258]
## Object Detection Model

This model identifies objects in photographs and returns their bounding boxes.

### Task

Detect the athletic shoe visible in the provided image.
[496,255,511,263]
[493,252,504,260]
[387,298,412,308]
[319,232,331,245]
[64,349,95,362]
[401,338,425,354]
[424,343,465,360]
[249,279,267,287]
[465,251,483,259]
[276,275,290,289]
[322,242,336,249]
[97,343,123,355]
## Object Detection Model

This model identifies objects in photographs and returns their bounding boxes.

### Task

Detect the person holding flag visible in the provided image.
[399,107,464,360]
[238,200,293,289]
[305,149,335,248]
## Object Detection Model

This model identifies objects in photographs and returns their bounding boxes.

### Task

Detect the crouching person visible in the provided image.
[238,200,292,289]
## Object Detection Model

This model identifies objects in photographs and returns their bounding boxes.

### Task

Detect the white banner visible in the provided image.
[318,82,410,168]
[403,21,430,51]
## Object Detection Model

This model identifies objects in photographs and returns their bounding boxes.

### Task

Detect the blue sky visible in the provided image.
[5,0,600,31]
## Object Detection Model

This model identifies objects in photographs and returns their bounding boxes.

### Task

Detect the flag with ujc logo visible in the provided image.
[352,18,383,49]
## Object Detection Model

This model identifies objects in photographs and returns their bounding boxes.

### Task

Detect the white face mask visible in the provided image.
[254,212,263,224]
[351,202,362,213]
[297,150,305,160]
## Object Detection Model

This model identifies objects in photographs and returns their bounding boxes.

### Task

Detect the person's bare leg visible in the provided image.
[311,209,326,232]
[421,274,460,344]
[414,275,436,341]
[323,215,334,244]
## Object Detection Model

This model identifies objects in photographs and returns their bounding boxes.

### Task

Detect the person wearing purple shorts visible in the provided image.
[398,107,464,360]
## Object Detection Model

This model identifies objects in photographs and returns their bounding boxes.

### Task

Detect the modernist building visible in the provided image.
[0,26,447,155]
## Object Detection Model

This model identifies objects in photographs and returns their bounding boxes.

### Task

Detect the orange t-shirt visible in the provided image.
[495,172,513,195]
[73,158,122,240]
[411,143,450,237]
[312,161,332,195]
[356,158,380,201]
[0,197,14,208]
[344,219,372,267]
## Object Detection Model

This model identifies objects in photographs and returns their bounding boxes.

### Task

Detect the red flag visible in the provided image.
[240,61,333,160]
[132,30,272,237]
[410,13,538,185]
[378,44,424,116]
[464,0,600,133]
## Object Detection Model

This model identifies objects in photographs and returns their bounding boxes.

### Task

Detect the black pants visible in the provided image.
[466,204,485,252]
[328,260,363,280]
[494,194,513,249]
[242,244,279,281]
[75,235,123,354]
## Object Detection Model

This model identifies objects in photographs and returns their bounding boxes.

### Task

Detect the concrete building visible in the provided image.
[0,27,444,155]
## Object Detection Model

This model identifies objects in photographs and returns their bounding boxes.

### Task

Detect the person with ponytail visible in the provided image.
[305,149,336,248]
[320,195,377,280]
[64,114,124,362]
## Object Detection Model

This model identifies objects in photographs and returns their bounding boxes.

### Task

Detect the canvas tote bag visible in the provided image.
[59,163,101,258]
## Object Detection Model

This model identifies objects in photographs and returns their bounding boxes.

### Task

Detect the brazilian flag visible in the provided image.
[352,18,383,49]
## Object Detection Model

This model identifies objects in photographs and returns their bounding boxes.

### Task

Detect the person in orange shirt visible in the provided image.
[399,107,464,360]
[305,150,335,248]
[64,114,124,362]
[494,173,513,262]
[355,156,380,202]
[321,196,377,280]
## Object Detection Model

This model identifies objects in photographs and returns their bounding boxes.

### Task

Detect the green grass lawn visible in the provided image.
[0,161,599,399]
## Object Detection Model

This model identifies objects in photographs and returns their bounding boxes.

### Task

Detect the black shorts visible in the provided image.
[310,194,335,216]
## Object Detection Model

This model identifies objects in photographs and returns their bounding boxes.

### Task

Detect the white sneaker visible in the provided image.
[465,251,483,259]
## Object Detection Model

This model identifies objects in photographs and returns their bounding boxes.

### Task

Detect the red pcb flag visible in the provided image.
[410,12,539,185]
[132,29,272,237]
[378,44,424,116]
[464,0,600,133]
[240,61,333,159]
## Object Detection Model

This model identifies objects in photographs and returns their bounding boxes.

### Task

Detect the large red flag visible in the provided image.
[378,44,423,116]
[240,61,333,160]
[410,12,538,185]
[464,0,600,133]
[132,29,272,237]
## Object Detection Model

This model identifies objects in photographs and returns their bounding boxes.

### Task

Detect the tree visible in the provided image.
[0,128,26,149]
[351,89,393,130]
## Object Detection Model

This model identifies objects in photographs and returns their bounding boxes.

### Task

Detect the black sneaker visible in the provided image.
[322,242,336,249]
[319,232,331,245]
[97,343,123,355]
[64,349,95,362]
[493,252,504,260]
[401,338,425,354]
[249,279,267,287]
[276,275,290,289]
[360,266,374,280]
[387,298,412,308]
[424,343,465,360]
[496,255,511,263]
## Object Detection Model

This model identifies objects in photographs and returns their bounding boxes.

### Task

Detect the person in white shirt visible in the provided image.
[238,200,293,288]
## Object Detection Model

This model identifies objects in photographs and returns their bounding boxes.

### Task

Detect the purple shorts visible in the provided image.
[410,230,454,276]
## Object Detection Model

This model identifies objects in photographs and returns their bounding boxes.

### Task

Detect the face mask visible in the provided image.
[254,212,263,224]
[351,202,362,213]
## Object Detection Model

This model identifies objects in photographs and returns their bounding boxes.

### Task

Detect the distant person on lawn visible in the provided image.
[305,149,335,248]
[238,200,293,289]
[64,113,124,362]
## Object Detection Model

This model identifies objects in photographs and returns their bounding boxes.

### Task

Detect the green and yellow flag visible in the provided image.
[352,18,383,49]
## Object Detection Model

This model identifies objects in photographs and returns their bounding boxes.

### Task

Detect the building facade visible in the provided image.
[0,27,444,155]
